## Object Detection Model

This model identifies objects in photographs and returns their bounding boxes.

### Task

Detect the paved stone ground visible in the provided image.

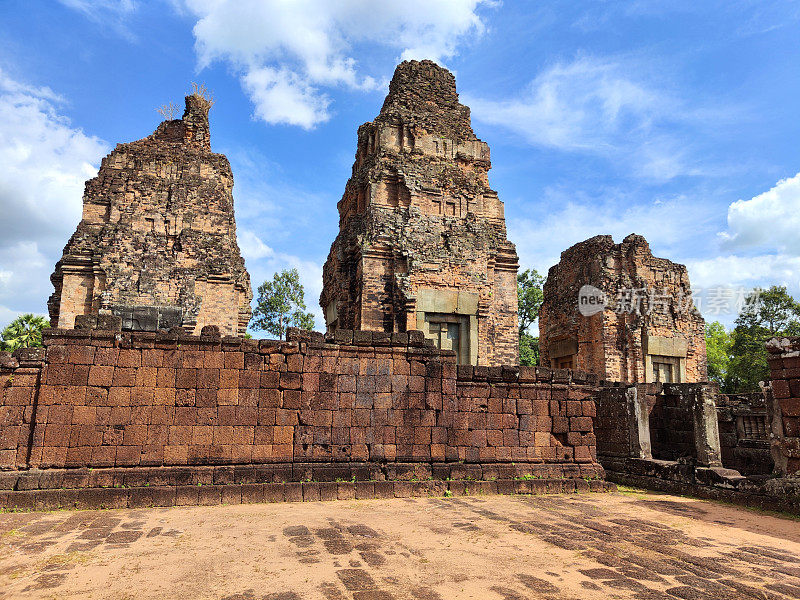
[1,490,800,599]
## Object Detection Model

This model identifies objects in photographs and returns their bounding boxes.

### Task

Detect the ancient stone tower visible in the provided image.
[321,60,519,366]
[49,92,253,336]
[539,234,707,383]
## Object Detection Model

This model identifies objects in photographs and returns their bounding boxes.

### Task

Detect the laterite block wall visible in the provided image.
[1,328,602,479]
[766,337,800,476]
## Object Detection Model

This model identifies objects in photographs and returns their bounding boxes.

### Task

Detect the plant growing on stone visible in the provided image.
[190,82,215,109]
[156,102,179,120]
[518,269,545,366]
[0,314,50,352]
[251,268,315,340]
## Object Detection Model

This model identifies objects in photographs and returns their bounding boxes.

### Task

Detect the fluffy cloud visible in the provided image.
[0,69,108,328]
[465,55,725,182]
[181,0,493,128]
[58,0,138,39]
[242,67,332,130]
[720,171,800,254]
[687,254,800,291]
[509,187,718,279]
[679,171,800,324]
[237,229,276,262]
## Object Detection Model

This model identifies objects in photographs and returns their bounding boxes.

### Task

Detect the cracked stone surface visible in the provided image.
[48,93,252,336]
[321,60,519,366]
[539,234,707,383]
[2,491,800,599]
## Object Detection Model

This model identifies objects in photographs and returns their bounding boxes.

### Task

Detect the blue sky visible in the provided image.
[1,0,799,333]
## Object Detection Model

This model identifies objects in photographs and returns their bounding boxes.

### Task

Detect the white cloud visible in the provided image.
[682,171,800,325]
[685,254,800,326]
[687,254,800,291]
[465,55,729,182]
[181,0,493,128]
[58,0,138,40]
[0,69,108,329]
[242,67,331,129]
[469,57,665,151]
[0,241,55,329]
[510,187,718,278]
[720,171,800,254]
[59,0,136,14]
[237,229,275,261]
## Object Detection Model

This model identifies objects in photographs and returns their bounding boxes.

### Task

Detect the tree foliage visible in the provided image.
[725,286,800,392]
[251,269,315,340]
[518,269,544,335]
[519,332,539,367]
[518,269,545,366]
[1,314,51,352]
[705,321,732,388]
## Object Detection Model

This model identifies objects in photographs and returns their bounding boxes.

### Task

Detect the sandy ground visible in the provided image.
[1,490,799,599]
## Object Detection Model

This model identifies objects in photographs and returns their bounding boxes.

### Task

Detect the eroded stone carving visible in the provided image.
[48,93,252,335]
[539,234,707,383]
[320,60,519,365]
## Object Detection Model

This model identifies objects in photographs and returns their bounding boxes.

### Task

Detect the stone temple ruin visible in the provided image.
[48,92,252,336]
[321,60,520,366]
[539,234,707,384]
[1,61,799,514]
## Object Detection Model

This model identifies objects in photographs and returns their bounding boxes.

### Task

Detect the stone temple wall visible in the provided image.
[321,60,519,366]
[766,337,800,476]
[0,328,601,483]
[715,393,772,476]
[539,234,707,384]
[48,93,252,336]
[594,379,800,512]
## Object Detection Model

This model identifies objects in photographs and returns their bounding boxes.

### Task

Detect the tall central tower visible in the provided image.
[321,60,519,365]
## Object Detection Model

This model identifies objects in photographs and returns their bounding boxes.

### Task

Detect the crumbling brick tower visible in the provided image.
[539,234,707,383]
[321,60,519,365]
[48,92,253,336]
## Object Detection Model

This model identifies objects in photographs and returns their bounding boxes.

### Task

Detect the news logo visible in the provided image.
[578,285,607,317]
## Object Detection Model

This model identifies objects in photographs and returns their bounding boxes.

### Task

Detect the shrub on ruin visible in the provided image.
[156,102,180,120]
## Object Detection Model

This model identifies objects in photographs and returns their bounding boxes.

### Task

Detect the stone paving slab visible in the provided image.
[1,490,799,599]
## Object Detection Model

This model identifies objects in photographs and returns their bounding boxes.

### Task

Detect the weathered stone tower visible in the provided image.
[321,60,519,366]
[539,234,707,383]
[49,92,253,336]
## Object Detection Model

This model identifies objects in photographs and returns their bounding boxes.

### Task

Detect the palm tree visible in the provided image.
[0,314,51,352]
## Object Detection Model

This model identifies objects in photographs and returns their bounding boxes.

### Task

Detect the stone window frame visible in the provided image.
[651,355,681,383]
[415,288,478,365]
[644,335,688,384]
[424,313,470,364]
[325,301,338,332]
[737,414,768,441]
[548,338,578,370]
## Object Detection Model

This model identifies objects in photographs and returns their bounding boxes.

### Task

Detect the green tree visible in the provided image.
[518,269,545,366]
[726,286,800,392]
[705,321,732,389]
[251,268,316,340]
[0,314,51,352]
[519,332,539,367]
